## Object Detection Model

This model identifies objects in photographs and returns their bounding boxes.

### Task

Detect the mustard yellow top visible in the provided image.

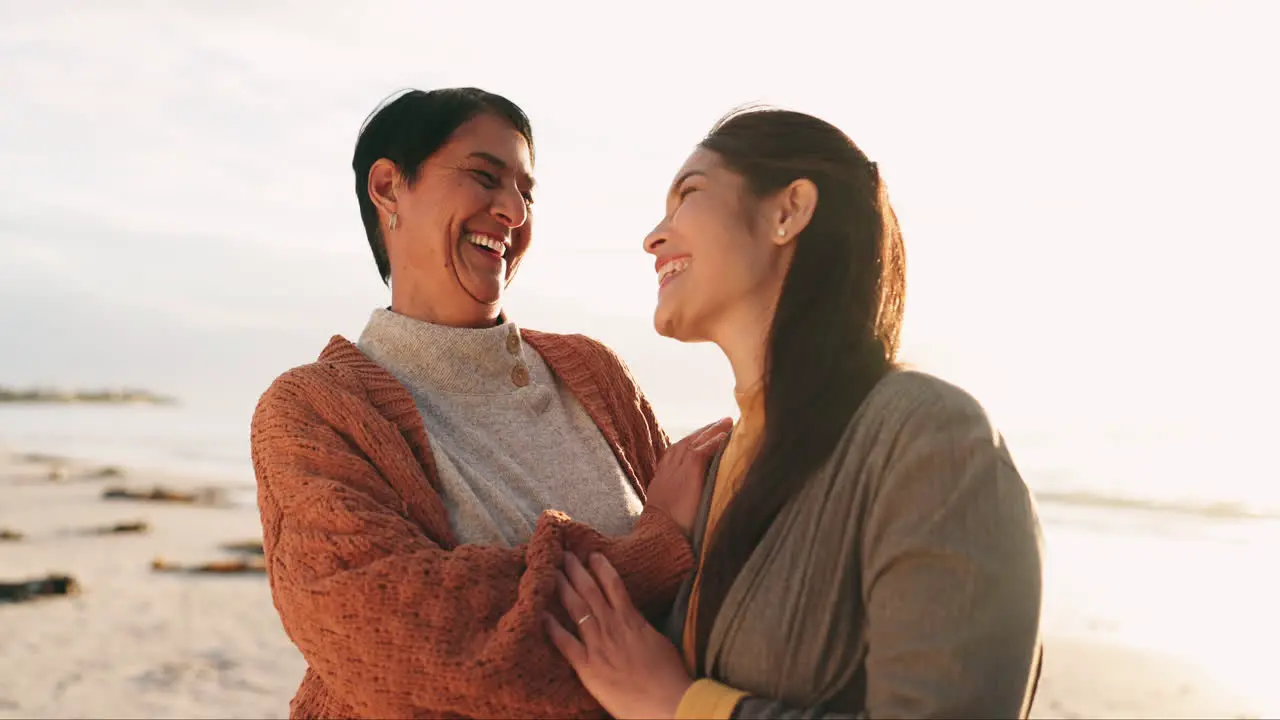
[676,678,749,719]
[676,385,764,719]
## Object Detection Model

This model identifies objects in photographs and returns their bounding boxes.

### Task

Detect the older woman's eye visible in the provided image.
[522,192,535,207]
[471,170,499,188]
[679,185,698,200]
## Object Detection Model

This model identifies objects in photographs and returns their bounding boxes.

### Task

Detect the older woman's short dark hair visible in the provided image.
[352,88,534,284]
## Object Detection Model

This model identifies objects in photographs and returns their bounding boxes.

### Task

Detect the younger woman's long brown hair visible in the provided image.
[692,107,907,671]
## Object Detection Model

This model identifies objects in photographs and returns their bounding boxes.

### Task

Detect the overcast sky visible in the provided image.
[1,2,1276,459]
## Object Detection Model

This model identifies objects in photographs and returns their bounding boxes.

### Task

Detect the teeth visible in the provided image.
[465,233,506,257]
[658,259,691,284]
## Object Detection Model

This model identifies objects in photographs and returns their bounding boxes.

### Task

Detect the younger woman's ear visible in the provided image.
[773,178,818,246]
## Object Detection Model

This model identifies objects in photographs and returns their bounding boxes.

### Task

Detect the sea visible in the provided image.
[1,373,1276,522]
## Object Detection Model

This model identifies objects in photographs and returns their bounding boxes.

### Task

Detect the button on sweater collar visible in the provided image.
[356,308,534,396]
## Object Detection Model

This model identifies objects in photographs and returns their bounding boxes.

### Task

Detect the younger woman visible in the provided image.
[547,107,1044,719]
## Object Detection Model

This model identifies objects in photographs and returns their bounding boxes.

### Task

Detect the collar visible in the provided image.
[355,308,535,396]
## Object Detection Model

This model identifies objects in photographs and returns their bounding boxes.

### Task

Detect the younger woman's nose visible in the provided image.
[643,223,668,255]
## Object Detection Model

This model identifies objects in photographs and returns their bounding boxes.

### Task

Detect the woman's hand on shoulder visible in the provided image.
[644,418,732,536]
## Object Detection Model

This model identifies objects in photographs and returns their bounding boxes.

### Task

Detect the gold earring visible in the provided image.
[777,227,786,237]
[389,213,398,231]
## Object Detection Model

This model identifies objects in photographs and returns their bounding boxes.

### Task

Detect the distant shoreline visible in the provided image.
[0,387,176,405]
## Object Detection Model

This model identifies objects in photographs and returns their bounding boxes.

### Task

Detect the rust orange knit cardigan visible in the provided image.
[250,330,695,719]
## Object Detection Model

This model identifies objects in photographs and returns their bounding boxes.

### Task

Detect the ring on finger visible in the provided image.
[576,613,595,626]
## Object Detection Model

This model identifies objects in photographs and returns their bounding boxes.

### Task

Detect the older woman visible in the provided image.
[547,107,1044,719]
[250,88,728,720]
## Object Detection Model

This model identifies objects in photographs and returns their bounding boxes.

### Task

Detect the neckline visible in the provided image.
[355,308,535,396]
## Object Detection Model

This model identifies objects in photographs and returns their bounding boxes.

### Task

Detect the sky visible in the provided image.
[1,2,1277,499]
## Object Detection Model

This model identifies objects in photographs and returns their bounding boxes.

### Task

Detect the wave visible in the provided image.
[6,412,1275,523]
[1034,490,1280,521]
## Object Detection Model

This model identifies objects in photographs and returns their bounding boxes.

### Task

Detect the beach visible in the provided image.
[1,448,1275,719]
[0,452,298,719]
[3,1,1278,717]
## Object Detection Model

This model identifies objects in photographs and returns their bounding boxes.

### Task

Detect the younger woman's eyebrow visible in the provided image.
[669,169,707,196]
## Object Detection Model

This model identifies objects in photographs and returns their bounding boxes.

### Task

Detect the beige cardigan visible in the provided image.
[664,370,1044,719]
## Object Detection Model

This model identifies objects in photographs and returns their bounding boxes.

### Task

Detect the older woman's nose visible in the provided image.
[491,187,529,229]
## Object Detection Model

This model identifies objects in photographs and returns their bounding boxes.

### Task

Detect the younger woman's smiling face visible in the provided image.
[642,147,795,345]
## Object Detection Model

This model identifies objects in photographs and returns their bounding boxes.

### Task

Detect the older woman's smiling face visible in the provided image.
[370,112,535,327]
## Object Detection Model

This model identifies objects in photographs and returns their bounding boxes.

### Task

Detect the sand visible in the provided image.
[0,450,1271,719]
[0,452,303,719]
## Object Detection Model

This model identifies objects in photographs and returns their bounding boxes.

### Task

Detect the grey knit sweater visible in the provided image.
[356,308,643,546]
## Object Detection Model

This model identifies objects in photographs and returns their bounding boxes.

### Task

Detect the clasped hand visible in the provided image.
[545,553,694,720]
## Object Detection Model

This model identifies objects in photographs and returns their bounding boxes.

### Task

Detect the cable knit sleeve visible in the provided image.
[251,375,694,719]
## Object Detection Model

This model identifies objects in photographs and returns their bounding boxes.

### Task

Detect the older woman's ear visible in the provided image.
[367,158,402,224]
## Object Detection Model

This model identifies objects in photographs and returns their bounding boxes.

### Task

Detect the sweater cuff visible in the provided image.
[561,506,694,613]
[675,679,749,719]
